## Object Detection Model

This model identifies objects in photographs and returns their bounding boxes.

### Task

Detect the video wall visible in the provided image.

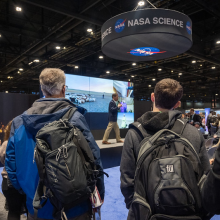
[65,74,134,129]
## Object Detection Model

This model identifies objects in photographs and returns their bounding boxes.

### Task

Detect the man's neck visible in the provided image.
[153,106,170,113]
[45,95,64,98]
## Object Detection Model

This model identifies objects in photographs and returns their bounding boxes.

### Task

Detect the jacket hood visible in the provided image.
[21,98,87,136]
[137,110,182,132]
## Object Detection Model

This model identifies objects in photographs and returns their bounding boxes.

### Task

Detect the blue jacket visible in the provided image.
[108,100,119,122]
[5,98,104,219]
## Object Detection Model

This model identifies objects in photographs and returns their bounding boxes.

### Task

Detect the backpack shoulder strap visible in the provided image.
[171,118,188,135]
[62,107,77,121]
[129,122,148,139]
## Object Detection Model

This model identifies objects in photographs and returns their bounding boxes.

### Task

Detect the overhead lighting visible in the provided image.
[132,63,136,66]
[158,68,162,71]
[149,85,151,87]
[216,41,220,44]
[106,71,110,74]
[16,7,22,11]
[212,66,216,69]
[171,70,173,73]
[189,96,190,97]
[34,59,40,62]
[7,76,13,79]
[200,64,202,66]
[87,28,93,32]
[216,94,218,96]
[99,56,103,59]
[5,91,8,93]
[17,71,20,74]
[192,60,196,63]
[179,73,182,75]
[29,62,33,65]
[131,75,135,77]
[0,34,1,37]
[128,79,130,81]
[19,68,23,71]
[56,46,61,49]
[138,1,145,6]
[1,81,3,83]
[75,66,79,69]
[152,78,156,81]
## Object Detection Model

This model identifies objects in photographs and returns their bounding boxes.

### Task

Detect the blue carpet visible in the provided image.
[0,166,219,220]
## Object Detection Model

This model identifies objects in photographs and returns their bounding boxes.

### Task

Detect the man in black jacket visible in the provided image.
[102,93,123,144]
[189,108,202,125]
[120,78,210,219]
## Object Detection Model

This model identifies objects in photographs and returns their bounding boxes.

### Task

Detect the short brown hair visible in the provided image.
[112,93,118,98]
[154,78,183,109]
[4,120,13,141]
[190,108,194,112]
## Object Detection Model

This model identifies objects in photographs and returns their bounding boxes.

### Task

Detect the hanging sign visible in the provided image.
[101,9,192,61]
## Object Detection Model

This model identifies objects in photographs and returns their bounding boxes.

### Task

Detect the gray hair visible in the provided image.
[39,68,66,96]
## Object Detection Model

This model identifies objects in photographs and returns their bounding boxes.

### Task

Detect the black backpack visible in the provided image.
[33,107,102,220]
[130,119,208,220]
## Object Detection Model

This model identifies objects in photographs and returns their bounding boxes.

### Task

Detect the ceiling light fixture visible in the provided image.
[171,70,173,73]
[131,75,135,77]
[106,71,110,74]
[132,63,136,66]
[216,41,220,44]
[99,56,103,59]
[17,71,20,74]
[128,79,130,81]
[200,64,202,66]
[63,47,66,49]
[29,62,33,65]
[75,66,79,69]
[16,7,22,11]
[216,94,218,96]
[212,66,216,69]
[192,60,196,63]
[56,46,61,49]
[149,85,151,87]
[158,68,162,71]
[0,34,1,37]
[179,73,182,75]
[87,28,93,32]
[19,68,23,71]
[138,1,145,6]
[5,91,8,93]
[152,78,156,81]
[34,59,39,62]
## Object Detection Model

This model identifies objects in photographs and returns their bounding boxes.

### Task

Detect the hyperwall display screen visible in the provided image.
[65,74,134,129]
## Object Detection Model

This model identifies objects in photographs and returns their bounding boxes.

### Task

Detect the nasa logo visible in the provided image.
[115,19,126,33]
[128,47,166,56]
[186,21,192,35]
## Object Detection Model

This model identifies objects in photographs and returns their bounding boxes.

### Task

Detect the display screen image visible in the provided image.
[65,74,134,128]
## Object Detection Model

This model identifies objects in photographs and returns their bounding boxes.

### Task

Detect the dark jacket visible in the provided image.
[5,98,104,219]
[202,140,220,214]
[190,114,202,124]
[108,100,119,122]
[120,110,210,219]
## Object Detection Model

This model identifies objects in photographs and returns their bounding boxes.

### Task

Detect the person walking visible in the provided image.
[102,93,124,144]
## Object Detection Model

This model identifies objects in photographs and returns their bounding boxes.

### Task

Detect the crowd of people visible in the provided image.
[1,68,220,220]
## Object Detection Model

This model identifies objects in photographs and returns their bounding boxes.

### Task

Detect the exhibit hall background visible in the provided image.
[0,93,39,142]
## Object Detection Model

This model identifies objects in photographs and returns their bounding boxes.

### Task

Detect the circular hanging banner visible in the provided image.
[101,9,192,61]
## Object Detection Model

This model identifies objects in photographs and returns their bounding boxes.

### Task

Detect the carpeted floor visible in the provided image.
[0,166,219,220]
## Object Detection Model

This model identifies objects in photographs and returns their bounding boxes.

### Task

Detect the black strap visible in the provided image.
[129,122,148,139]
[171,118,188,135]
[62,107,77,121]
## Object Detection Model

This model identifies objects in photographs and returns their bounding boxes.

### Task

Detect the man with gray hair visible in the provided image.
[5,68,104,220]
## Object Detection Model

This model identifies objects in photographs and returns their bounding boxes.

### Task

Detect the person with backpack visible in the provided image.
[5,68,105,220]
[120,78,211,220]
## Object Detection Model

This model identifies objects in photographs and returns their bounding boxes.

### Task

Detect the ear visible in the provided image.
[151,93,155,102]
[173,101,181,109]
